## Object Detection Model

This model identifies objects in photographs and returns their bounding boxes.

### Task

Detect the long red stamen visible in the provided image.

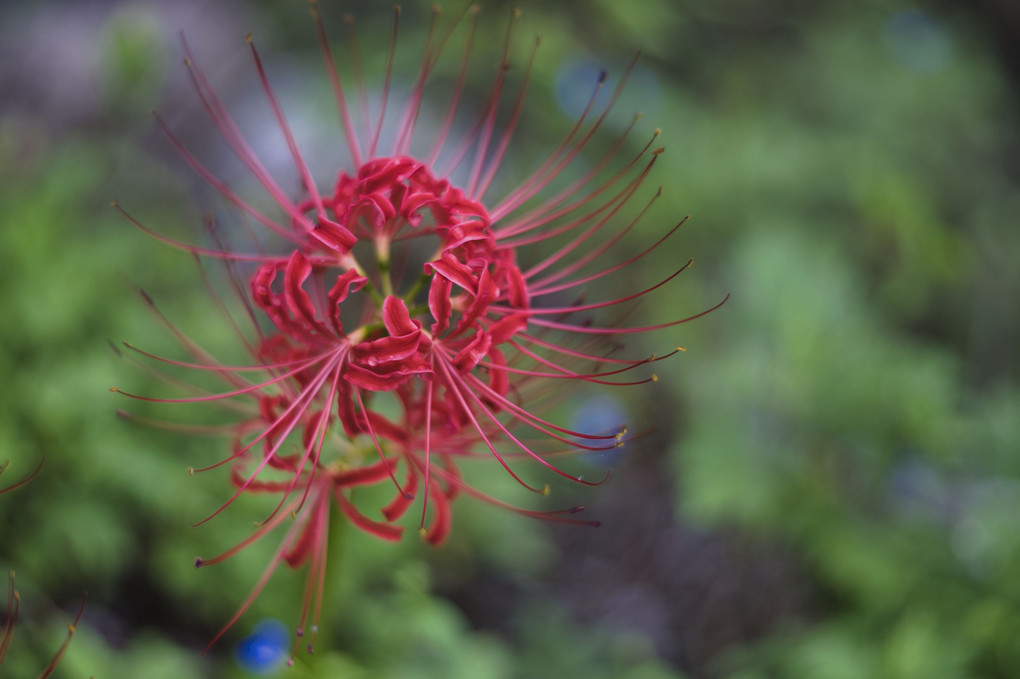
[187,354,343,524]
[520,153,660,280]
[310,0,363,166]
[0,459,43,495]
[200,494,308,654]
[110,354,328,404]
[481,344,681,382]
[465,8,520,197]
[258,363,344,526]
[370,6,402,159]
[112,200,293,262]
[490,53,641,221]
[528,294,730,336]
[352,386,408,494]
[426,7,481,167]
[475,34,540,200]
[435,357,548,494]
[247,35,326,219]
[530,207,685,297]
[179,36,315,233]
[495,118,653,240]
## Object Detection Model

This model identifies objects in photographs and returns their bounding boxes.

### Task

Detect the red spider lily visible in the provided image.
[113,2,726,660]
[3,465,87,679]
[1,571,86,679]
[0,460,43,496]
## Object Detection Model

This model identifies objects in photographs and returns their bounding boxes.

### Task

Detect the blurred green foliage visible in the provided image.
[1,1,1019,677]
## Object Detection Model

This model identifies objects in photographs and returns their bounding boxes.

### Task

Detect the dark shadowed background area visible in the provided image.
[2,0,1020,677]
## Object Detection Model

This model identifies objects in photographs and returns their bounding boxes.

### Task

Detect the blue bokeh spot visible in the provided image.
[884,9,953,74]
[555,57,660,124]
[234,619,290,674]
[571,394,630,468]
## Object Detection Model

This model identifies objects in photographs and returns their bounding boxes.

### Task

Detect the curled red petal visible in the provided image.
[335,457,399,486]
[381,296,421,336]
[364,410,409,443]
[353,191,397,229]
[310,216,357,254]
[283,251,322,332]
[344,362,428,391]
[425,254,477,292]
[354,333,423,368]
[453,331,492,372]
[423,484,453,546]
[453,267,495,336]
[335,488,403,541]
[328,269,368,336]
[382,464,419,522]
[507,264,529,309]
[489,313,527,344]
[428,276,453,336]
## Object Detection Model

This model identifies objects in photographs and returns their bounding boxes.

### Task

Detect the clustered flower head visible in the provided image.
[113,1,725,662]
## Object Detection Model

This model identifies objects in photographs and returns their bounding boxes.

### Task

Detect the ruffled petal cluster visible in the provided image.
[114,4,725,661]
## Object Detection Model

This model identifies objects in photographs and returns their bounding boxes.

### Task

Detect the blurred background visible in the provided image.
[2,0,1019,677]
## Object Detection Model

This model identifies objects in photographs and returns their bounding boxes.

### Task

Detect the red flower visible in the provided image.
[113,2,725,660]
[0,459,42,496]
[0,571,85,679]
[1,465,86,678]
